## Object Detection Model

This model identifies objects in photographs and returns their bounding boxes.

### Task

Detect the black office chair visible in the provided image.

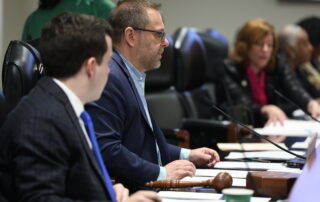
[172,27,230,149]
[1,40,43,126]
[0,91,6,127]
[146,37,190,148]
[196,28,229,84]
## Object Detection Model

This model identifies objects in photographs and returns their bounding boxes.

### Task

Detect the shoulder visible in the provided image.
[223,59,243,75]
[96,0,115,8]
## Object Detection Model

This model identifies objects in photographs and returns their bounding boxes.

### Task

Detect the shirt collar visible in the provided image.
[53,78,84,118]
[117,50,146,91]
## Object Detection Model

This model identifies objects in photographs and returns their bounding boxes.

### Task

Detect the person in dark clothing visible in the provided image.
[278,24,320,103]
[297,16,320,73]
[0,11,160,202]
[218,18,320,127]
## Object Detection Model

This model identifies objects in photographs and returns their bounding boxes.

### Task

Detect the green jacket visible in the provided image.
[21,0,115,41]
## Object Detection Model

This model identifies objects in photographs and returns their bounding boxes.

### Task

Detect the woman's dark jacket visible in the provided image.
[217,56,312,126]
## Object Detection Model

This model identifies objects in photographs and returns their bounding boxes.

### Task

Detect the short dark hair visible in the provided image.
[39,12,113,79]
[297,16,320,48]
[108,0,161,44]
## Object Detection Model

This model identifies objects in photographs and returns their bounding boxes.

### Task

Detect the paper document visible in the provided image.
[196,169,248,178]
[158,191,271,202]
[217,143,287,151]
[158,191,223,200]
[225,150,305,161]
[214,161,288,170]
[162,199,223,202]
[291,137,320,150]
[254,120,320,137]
[182,176,246,187]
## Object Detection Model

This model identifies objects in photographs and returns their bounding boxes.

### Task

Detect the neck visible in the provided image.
[248,62,261,75]
[58,77,88,104]
[114,44,145,72]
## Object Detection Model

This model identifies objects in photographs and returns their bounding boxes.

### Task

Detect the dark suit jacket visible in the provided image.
[0,77,111,202]
[86,51,181,191]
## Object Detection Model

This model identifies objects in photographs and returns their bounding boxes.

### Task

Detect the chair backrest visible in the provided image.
[146,37,191,147]
[146,37,176,92]
[1,40,42,124]
[0,91,6,127]
[197,28,229,83]
[173,27,218,119]
[173,27,208,92]
[0,192,8,202]
[146,36,188,130]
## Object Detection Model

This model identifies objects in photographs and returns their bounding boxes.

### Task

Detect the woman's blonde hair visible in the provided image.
[230,18,277,70]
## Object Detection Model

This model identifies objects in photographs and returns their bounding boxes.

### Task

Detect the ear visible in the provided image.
[83,57,97,79]
[286,46,296,59]
[124,27,136,47]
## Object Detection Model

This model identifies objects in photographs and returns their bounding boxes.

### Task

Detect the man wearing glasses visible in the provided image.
[86,0,220,192]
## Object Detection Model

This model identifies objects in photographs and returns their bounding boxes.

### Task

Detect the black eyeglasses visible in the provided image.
[132,27,166,41]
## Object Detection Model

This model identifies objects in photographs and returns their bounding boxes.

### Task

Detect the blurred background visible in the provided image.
[1,0,320,90]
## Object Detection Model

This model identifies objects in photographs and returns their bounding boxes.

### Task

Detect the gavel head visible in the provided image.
[212,172,233,192]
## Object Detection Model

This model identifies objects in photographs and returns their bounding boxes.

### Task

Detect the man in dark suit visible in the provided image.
[0,12,160,202]
[86,0,220,192]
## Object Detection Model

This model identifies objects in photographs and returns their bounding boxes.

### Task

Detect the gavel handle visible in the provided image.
[145,179,213,188]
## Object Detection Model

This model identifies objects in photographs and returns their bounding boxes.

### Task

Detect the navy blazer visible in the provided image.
[0,77,111,202]
[86,51,181,191]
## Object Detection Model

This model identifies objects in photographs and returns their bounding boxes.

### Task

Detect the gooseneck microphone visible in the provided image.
[272,88,320,123]
[211,104,306,160]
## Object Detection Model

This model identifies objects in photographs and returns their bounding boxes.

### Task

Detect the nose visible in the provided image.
[262,43,271,52]
[308,42,314,53]
[162,37,169,47]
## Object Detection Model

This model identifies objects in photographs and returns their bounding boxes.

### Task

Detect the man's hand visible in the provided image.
[125,190,161,202]
[113,183,129,202]
[114,184,161,202]
[164,160,196,180]
[189,147,220,167]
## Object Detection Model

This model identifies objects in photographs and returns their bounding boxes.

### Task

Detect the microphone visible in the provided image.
[272,88,320,123]
[201,96,306,160]
[202,97,295,200]
[213,105,306,160]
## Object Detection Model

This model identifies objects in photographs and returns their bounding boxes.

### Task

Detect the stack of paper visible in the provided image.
[158,191,271,202]
[181,176,246,187]
[291,137,320,150]
[217,143,287,151]
[196,169,248,178]
[254,120,320,136]
[225,150,305,161]
[213,161,288,170]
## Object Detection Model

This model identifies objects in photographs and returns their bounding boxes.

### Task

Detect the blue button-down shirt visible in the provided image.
[117,50,190,180]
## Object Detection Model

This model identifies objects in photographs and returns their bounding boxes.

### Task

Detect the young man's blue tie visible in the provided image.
[80,111,116,202]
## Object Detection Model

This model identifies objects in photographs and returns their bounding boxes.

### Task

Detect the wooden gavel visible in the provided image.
[145,172,233,192]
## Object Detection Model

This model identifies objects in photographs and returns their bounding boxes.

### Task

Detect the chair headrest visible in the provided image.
[2,40,43,110]
[198,29,228,59]
[197,29,229,82]
[146,36,175,92]
[173,27,208,91]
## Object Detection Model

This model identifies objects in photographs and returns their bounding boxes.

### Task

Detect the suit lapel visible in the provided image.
[39,77,108,192]
[112,52,153,131]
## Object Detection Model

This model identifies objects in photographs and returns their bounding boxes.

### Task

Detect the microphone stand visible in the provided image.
[213,105,296,200]
[213,105,306,160]
[273,88,320,123]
